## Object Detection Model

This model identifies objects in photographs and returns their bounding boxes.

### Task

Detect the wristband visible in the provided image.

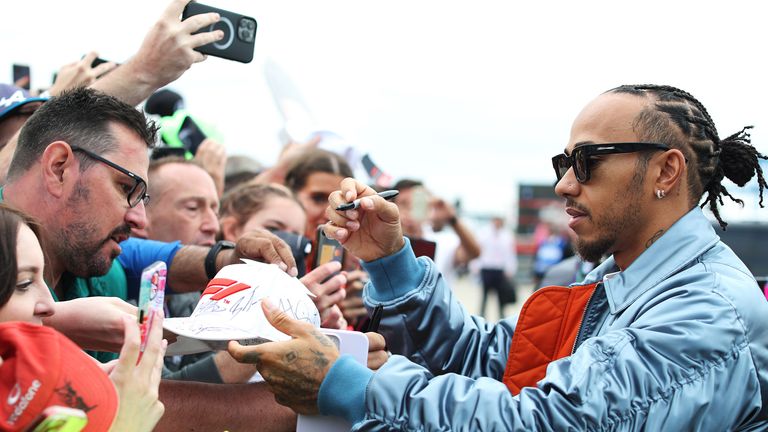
[448,216,458,227]
[205,240,236,280]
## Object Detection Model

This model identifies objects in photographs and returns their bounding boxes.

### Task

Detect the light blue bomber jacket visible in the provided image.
[317,208,768,430]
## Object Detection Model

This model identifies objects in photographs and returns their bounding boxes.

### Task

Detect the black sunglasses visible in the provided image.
[552,142,670,183]
[71,146,150,207]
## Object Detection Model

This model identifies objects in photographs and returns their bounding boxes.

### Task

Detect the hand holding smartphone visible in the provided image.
[182,2,257,63]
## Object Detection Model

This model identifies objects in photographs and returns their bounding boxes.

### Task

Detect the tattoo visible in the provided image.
[284,350,298,364]
[241,351,262,364]
[311,330,334,348]
[311,348,330,369]
[645,229,665,248]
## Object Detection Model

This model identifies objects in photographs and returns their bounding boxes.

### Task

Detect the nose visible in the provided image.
[125,201,148,230]
[201,206,220,237]
[35,295,56,319]
[554,167,579,198]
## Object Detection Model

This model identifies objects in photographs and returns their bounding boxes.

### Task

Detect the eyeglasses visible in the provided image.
[71,146,150,207]
[551,142,670,183]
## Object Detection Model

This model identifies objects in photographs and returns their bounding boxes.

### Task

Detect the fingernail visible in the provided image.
[345,191,355,201]
[361,198,374,209]
[335,229,348,239]
[289,266,299,277]
[217,30,225,39]
[346,221,359,230]
[262,297,276,312]
[278,262,288,271]
[346,210,358,219]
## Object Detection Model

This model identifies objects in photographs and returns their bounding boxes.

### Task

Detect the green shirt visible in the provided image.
[57,263,128,363]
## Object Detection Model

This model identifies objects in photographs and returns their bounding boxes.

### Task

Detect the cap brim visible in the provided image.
[164,317,282,356]
[0,98,48,120]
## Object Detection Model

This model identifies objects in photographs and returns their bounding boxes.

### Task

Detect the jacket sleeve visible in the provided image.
[321,271,762,431]
[360,238,516,380]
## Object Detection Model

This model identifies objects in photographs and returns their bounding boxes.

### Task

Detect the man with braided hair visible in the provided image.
[226,85,768,431]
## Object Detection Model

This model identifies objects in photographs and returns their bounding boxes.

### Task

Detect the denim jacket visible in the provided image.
[318,208,768,431]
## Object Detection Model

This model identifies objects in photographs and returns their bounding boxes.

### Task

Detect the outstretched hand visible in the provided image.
[228,298,339,415]
[324,178,404,262]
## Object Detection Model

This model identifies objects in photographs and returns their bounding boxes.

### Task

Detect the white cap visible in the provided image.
[164,259,320,356]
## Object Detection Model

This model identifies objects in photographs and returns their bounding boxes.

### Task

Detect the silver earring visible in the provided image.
[656,189,666,199]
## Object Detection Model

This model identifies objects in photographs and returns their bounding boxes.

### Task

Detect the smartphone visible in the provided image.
[28,406,88,432]
[410,187,430,222]
[410,238,437,260]
[182,2,257,63]
[138,261,167,355]
[177,115,207,156]
[313,226,345,269]
[12,64,31,90]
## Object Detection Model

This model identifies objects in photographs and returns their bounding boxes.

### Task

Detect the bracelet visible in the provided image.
[204,240,236,280]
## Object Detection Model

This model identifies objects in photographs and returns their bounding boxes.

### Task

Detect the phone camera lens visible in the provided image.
[237,18,256,43]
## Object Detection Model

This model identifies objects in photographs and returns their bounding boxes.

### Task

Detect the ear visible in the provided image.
[654,149,687,195]
[40,142,79,199]
[219,216,242,242]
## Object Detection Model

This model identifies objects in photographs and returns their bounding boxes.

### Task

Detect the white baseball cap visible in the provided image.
[164,259,320,356]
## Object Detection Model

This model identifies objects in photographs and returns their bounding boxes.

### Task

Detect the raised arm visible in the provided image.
[90,0,223,106]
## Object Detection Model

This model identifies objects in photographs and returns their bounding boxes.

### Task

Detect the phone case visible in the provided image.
[313,227,345,269]
[29,406,88,432]
[138,261,167,354]
[182,2,257,64]
[178,116,207,155]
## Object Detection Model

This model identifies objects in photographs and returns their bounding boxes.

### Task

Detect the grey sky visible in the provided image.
[4,0,767,220]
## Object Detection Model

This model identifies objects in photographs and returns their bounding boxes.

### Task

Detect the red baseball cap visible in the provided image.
[0,322,118,431]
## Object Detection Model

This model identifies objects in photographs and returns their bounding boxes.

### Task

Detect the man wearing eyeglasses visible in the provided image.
[228,85,768,430]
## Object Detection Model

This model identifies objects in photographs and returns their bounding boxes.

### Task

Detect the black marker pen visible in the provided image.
[336,190,399,211]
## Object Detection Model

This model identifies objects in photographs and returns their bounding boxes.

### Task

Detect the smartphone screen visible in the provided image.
[12,64,31,90]
[138,261,166,355]
[178,116,207,156]
[313,226,345,269]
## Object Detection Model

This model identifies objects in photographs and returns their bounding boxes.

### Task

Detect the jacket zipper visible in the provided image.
[572,282,600,354]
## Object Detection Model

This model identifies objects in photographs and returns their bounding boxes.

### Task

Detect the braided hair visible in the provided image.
[608,84,767,229]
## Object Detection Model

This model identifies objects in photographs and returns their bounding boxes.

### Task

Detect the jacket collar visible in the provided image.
[582,207,719,314]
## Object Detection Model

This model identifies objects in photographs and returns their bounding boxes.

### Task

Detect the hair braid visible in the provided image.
[609,84,767,229]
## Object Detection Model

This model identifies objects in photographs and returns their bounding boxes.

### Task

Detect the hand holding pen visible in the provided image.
[336,190,399,211]
[325,178,406,262]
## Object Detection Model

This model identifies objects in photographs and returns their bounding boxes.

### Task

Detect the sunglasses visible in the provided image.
[552,142,670,183]
[71,146,150,208]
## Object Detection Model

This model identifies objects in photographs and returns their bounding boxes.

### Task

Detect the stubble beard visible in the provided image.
[574,169,645,263]
[55,180,125,277]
